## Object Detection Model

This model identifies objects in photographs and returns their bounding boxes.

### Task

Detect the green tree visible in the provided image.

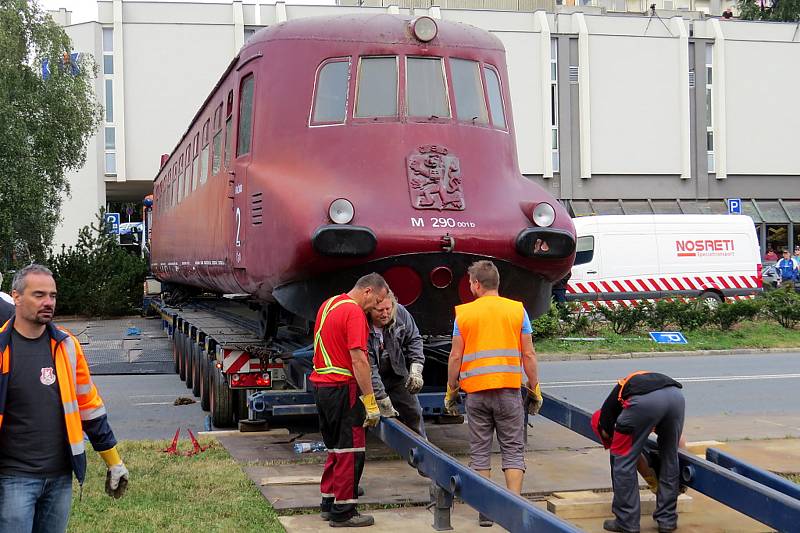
[0,0,102,269]
[737,0,800,21]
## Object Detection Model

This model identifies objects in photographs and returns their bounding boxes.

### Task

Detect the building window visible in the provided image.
[104,79,113,123]
[103,55,113,75]
[550,38,559,173]
[706,43,714,173]
[237,75,255,156]
[105,127,115,150]
[104,152,116,175]
[103,29,116,176]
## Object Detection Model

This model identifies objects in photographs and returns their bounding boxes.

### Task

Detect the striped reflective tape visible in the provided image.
[222,349,261,373]
[462,349,521,364]
[568,274,760,294]
[460,365,521,379]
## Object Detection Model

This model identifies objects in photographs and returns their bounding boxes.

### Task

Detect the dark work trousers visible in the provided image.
[382,373,427,439]
[313,381,366,522]
[609,386,685,532]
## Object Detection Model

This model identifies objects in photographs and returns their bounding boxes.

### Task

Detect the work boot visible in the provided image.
[657,524,677,533]
[330,513,374,527]
[602,519,639,533]
[478,513,493,527]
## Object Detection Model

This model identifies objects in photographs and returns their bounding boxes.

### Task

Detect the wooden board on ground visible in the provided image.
[261,475,322,486]
[686,440,726,457]
[547,491,692,519]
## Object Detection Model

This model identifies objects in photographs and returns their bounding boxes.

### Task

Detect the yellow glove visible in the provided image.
[99,447,129,499]
[360,393,381,428]
[524,383,543,416]
[444,384,461,416]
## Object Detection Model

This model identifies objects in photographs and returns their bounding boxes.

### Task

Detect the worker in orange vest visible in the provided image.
[444,260,543,527]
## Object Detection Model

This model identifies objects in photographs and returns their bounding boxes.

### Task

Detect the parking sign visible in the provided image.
[727,198,742,215]
[649,332,688,344]
[105,212,121,234]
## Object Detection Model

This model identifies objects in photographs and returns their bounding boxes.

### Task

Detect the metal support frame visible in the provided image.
[375,418,582,533]
[705,448,800,501]
[539,392,800,532]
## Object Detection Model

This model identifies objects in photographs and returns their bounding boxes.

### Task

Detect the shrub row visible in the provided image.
[532,289,800,339]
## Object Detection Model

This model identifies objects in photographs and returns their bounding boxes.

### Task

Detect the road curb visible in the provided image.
[537,347,800,362]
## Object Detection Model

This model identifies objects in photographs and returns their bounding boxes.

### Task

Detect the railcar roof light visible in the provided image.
[329,198,355,224]
[533,202,555,227]
[411,17,438,43]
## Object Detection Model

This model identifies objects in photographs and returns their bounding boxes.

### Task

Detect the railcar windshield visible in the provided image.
[484,66,506,129]
[355,57,398,118]
[313,59,350,123]
[450,58,488,124]
[406,57,450,118]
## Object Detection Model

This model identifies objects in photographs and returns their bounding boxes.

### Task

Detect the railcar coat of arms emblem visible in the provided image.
[407,145,465,211]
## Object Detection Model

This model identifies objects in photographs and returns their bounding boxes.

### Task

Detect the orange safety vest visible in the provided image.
[617,370,651,402]
[456,295,524,393]
[0,319,113,484]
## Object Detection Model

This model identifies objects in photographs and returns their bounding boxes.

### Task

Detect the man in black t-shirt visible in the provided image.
[590,371,685,533]
[0,265,128,533]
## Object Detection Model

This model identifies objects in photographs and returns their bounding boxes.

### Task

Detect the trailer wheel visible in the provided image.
[199,353,211,411]
[185,338,194,390]
[236,389,249,421]
[210,367,236,428]
[177,332,187,382]
[191,342,202,398]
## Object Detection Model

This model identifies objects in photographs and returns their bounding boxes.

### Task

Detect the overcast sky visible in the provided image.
[38,0,334,24]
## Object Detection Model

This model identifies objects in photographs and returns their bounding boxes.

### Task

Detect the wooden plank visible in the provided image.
[686,440,726,457]
[260,475,322,486]
[547,492,692,519]
[552,490,603,500]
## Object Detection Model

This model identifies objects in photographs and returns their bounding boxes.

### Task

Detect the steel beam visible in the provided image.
[539,392,800,532]
[705,447,800,501]
[374,418,582,533]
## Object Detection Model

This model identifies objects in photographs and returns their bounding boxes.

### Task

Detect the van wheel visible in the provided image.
[700,291,723,307]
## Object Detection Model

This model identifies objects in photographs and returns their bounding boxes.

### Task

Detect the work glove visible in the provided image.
[99,446,129,499]
[377,396,399,418]
[524,383,543,416]
[405,363,424,394]
[360,393,381,428]
[444,384,461,416]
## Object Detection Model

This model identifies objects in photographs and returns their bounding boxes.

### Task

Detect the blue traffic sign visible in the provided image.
[727,198,742,215]
[649,331,688,344]
[105,212,121,235]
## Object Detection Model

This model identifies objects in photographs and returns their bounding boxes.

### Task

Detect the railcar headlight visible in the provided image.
[411,17,438,43]
[329,198,355,225]
[532,202,555,227]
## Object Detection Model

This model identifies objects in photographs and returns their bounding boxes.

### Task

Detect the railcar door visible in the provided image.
[229,59,260,281]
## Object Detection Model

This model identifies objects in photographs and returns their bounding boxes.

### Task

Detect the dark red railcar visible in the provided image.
[151,14,575,336]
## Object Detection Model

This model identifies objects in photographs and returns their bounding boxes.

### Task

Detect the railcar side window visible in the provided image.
[237,75,255,156]
[212,104,223,175]
[312,59,350,124]
[224,91,233,168]
[450,58,488,124]
[484,66,506,129]
[191,134,200,194]
[199,119,210,186]
[355,57,397,118]
[406,57,449,119]
[172,176,178,207]
[574,235,595,266]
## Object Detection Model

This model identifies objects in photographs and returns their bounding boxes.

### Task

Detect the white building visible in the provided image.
[53,0,800,254]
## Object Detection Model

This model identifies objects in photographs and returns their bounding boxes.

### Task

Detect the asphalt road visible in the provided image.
[539,352,800,417]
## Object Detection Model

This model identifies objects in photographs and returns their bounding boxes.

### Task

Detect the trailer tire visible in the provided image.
[210,367,236,428]
[191,342,202,398]
[177,332,187,382]
[185,337,194,390]
[236,389,249,421]
[172,335,179,374]
[199,352,211,411]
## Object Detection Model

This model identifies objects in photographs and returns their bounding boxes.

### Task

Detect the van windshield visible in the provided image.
[574,236,595,265]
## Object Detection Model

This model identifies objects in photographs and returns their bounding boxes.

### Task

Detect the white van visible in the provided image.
[568,215,762,306]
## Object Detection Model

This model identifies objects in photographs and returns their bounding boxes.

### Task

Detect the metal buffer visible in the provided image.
[540,393,800,533]
[375,417,582,532]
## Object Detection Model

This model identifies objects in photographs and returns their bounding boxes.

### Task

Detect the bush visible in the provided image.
[640,300,680,331]
[531,304,562,339]
[761,289,800,329]
[560,302,593,335]
[49,210,148,317]
[597,303,645,334]
[711,298,762,330]
[672,300,711,331]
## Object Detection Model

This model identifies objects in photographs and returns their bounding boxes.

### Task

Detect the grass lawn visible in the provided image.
[69,439,284,533]
[535,321,800,355]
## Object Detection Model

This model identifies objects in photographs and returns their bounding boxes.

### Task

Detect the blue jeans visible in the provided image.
[0,474,73,533]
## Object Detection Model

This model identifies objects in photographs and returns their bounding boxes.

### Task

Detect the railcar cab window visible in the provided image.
[450,58,488,125]
[355,56,398,118]
[406,57,450,119]
[312,58,350,124]
[483,66,506,129]
[237,75,255,156]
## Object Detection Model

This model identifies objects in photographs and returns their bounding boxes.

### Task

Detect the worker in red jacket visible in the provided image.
[591,371,685,533]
